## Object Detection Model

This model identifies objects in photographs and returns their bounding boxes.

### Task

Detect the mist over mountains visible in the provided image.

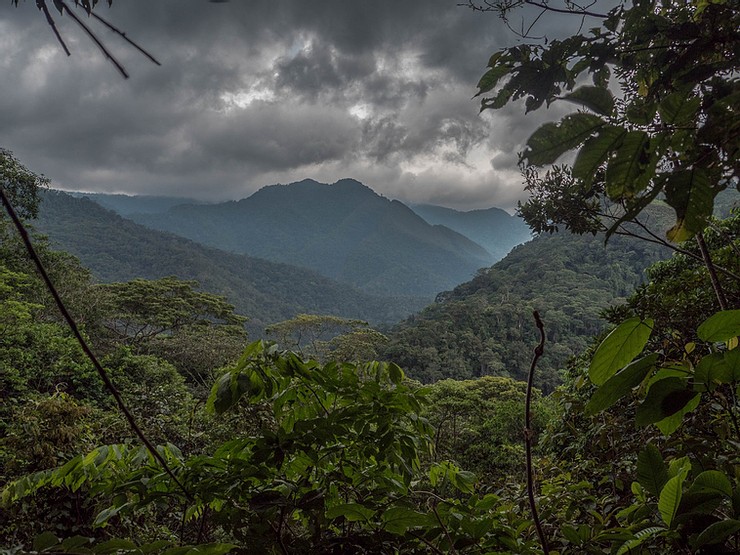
[34,190,429,335]
[96,178,530,297]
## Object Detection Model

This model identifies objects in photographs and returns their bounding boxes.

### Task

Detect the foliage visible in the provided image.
[383,226,669,389]
[265,313,388,362]
[3,342,540,553]
[35,190,426,333]
[423,377,552,484]
[478,0,739,242]
[0,148,49,221]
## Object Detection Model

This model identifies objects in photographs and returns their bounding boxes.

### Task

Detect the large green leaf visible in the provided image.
[694,353,733,391]
[475,66,512,97]
[562,86,615,116]
[524,113,605,166]
[381,506,432,534]
[656,394,701,435]
[586,353,657,415]
[694,520,740,548]
[635,378,699,427]
[326,503,375,522]
[664,169,716,243]
[637,443,668,497]
[659,92,701,126]
[572,125,627,185]
[659,474,686,527]
[690,470,733,498]
[697,310,740,342]
[605,131,651,198]
[589,318,653,385]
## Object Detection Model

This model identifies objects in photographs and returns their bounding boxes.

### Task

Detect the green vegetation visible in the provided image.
[2,0,739,553]
[383,226,669,390]
[35,190,428,334]
[127,178,497,297]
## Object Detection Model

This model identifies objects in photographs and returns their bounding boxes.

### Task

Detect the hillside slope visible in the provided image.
[35,190,427,335]
[128,179,495,297]
[381,228,672,390]
[409,204,532,261]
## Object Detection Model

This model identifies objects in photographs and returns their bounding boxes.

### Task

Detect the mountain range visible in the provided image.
[120,179,526,297]
[34,190,429,335]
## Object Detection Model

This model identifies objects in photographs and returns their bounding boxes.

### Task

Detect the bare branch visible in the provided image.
[525,311,549,554]
[89,10,162,66]
[38,0,71,56]
[59,0,129,78]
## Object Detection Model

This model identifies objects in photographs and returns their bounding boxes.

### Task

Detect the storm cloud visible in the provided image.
[0,1,594,210]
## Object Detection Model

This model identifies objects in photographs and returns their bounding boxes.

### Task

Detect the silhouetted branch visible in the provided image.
[59,0,129,78]
[89,10,162,66]
[525,310,549,554]
[0,187,192,500]
[39,0,71,56]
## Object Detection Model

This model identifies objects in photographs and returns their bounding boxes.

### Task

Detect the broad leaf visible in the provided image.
[694,520,740,548]
[562,86,615,116]
[572,125,627,185]
[659,474,686,527]
[659,92,701,126]
[381,506,432,534]
[697,310,740,342]
[589,318,653,385]
[690,470,733,498]
[637,443,668,497]
[664,169,716,242]
[586,353,657,415]
[694,353,732,391]
[656,394,700,435]
[33,532,60,552]
[326,503,375,522]
[605,131,651,198]
[524,113,605,166]
[635,378,699,427]
[475,66,511,97]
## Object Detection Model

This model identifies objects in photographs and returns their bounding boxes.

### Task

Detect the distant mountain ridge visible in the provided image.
[409,203,532,261]
[35,190,428,335]
[125,178,511,297]
[69,192,205,216]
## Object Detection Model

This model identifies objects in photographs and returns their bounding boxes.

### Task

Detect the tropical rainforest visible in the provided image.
[1,0,739,554]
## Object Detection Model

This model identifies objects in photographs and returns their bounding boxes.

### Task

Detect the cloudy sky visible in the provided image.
[1,1,591,211]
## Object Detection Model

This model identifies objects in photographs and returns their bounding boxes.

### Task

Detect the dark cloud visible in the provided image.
[0,0,599,209]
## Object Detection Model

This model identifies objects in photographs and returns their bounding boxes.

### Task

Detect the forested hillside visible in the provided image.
[409,203,532,261]
[383,227,671,390]
[35,190,427,334]
[128,179,496,297]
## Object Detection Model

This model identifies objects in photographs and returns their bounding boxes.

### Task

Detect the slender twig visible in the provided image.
[431,503,459,555]
[696,231,728,310]
[525,311,549,555]
[59,0,129,78]
[38,0,71,56]
[0,187,192,500]
[89,10,162,66]
[408,531,446,555]
[524,0,607,18]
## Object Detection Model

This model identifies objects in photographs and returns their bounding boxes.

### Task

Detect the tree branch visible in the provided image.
[59,0,129,78]
[89,10,162,66]
[525,310,549,554]
[38,0,71,56]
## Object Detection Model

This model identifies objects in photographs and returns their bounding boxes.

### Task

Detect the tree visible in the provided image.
[475,0,738,247]
[0,149,49,221]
